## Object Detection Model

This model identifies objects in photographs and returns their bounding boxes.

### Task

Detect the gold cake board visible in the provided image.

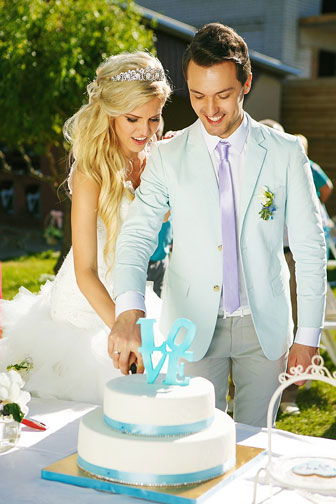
[42,445,266,504]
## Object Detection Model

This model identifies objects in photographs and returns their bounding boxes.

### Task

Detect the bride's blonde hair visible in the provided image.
[63,51,171,270]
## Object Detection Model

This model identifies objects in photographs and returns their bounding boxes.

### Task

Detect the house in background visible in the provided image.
[0,148,61,258]
[137,0,334,78]
[0,149,57,227]
[282,5,336,214]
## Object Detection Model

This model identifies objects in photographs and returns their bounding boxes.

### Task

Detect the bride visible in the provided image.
[0,51,171,405]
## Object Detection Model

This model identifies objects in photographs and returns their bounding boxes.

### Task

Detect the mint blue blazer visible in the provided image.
[114,115,326,361]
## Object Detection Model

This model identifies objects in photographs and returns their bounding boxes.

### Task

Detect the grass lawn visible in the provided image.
[276,350,336,438]
[1,252,336,439]
[2,250,59,300]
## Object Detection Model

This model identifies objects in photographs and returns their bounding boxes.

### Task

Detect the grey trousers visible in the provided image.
[184,315,288,427]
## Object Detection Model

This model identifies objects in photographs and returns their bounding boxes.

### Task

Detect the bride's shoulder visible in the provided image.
[69,168,99,196]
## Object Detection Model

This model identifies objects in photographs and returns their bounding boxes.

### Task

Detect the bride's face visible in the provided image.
[114,97,163,159]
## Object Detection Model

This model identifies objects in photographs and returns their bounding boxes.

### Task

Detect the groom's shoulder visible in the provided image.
[250,116,298,147]
[156,121,199,154]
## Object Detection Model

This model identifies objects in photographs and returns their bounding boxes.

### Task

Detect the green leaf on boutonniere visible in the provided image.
[3,403,24,423]
[258,186,275,220]
[259,208,273,220]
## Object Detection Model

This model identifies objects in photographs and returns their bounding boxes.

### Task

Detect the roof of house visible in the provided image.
[139,5,301,77]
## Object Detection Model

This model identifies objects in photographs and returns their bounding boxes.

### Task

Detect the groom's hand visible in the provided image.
[108,310,145,375]
[287,343,319,386]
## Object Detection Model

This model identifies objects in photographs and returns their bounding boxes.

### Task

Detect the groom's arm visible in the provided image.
[285,138,327,382]
[114,144,170,296]
[109,144,170,374]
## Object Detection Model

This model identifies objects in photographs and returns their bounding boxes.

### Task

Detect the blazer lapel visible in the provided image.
[239,116,267,236]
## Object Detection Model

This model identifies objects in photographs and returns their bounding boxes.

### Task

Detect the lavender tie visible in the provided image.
[216,141,240,314]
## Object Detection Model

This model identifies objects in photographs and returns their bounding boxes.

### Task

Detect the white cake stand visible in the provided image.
[252,355,336,503]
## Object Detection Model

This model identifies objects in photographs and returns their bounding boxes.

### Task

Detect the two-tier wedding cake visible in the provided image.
[77,373,236,486]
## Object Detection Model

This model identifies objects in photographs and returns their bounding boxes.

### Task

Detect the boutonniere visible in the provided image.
[258,186,275,220]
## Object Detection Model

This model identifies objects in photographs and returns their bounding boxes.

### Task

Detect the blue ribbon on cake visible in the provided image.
[103,413,215,436]
[77,454,235,486]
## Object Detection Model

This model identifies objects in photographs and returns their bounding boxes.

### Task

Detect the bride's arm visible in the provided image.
[71,170,115,328]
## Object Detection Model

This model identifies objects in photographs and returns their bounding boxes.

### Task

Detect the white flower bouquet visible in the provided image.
[0,369,31,423]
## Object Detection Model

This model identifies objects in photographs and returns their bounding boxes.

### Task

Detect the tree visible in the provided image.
[0,0,155,269]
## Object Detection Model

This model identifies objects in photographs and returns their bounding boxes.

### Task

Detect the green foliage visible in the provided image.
[2,251,59,299]
[43,225,63,241]
[3,403,24,423]
[276,379,336,439]
[0,0,154,152]
[276,349,336,439]
[7,358,34,374]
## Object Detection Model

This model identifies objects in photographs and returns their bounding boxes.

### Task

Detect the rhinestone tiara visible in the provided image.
[110,66,165,82]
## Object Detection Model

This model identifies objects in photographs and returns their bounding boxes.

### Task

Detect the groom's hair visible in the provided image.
[182,23,251,86]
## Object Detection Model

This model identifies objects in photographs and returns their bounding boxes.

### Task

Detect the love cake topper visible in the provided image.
[137,318,195,386]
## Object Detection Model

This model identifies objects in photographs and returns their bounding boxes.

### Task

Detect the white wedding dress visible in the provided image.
[0,181,161,405]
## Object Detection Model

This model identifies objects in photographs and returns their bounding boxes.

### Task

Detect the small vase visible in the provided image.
[0,415,21,453]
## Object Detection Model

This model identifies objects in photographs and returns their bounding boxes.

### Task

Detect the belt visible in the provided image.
[218,306,251,318]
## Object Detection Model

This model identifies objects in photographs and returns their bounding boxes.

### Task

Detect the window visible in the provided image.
[25,184,40,219]
[0,180,14,214]
[322,0,336,14]
[318,50,336,77]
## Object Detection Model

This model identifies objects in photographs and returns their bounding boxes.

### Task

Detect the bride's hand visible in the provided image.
[108,310,145,375]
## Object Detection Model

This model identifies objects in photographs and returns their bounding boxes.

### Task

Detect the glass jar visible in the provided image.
[0,415,21,453]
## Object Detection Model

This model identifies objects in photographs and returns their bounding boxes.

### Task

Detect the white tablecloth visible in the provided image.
[0,398,335,504]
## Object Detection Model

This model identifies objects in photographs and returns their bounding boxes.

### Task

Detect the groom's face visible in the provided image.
[186,60,252,138]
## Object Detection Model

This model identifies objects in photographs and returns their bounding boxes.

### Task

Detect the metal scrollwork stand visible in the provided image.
[252,355,336,503]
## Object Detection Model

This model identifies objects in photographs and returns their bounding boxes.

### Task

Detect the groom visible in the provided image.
[109,23,326,427]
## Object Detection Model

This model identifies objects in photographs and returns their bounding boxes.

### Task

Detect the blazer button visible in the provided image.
[213,285,220,292]
[218,245,222,252]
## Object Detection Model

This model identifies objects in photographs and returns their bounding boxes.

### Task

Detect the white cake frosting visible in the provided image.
[78,407,235,486]
[77,374,236,486]
[103,374,215,435]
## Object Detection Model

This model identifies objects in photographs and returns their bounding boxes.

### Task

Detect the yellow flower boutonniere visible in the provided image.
[258,186,276,221]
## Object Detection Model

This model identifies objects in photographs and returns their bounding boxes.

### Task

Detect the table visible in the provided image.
[1,398,335,504]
